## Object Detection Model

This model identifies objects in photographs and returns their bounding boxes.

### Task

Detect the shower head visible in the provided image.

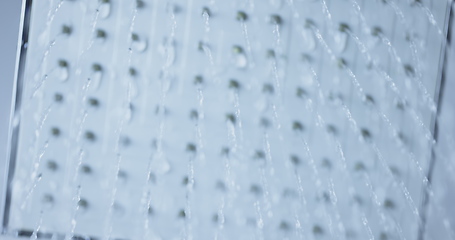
[1,0,454,239]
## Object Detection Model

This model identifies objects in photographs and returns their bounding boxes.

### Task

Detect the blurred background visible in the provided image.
[0,1,22,221]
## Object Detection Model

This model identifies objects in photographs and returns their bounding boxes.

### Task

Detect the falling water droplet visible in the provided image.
[90,63,103,91]
[369,26,383,46]
[58,59,69,81]
[125,103,134,123]
[202,7,211,32]
[99,0,111,19]
[333,23,350,53]
[236,54,248,69]
[232,45,248,69]
[131,33,148,53]
[128,67,141,98]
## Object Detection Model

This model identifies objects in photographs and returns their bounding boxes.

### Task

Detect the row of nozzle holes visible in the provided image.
[37,198,397,237]
[35,188,399,238]
[16,229,126,240]
[16,225,397,239]
[97,0,426,20]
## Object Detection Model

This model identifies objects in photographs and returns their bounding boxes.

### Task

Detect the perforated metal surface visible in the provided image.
[1,0,453,239]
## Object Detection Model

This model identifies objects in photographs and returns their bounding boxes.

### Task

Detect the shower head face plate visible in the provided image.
[1,0,452,239]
